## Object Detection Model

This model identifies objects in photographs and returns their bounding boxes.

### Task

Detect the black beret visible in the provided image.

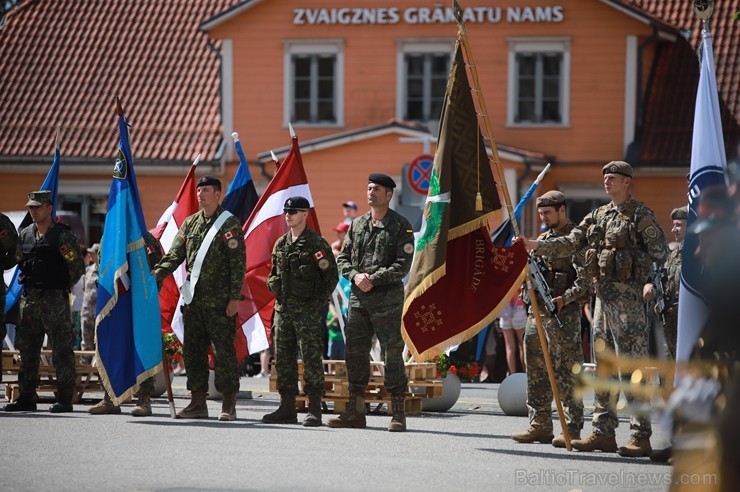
[283,196,310,211]
[368,173,396,189]
[26,190,52,207]
[536,190,566,208]
[197,176,222,190]
[602,161,633,178]
[670,206,688,221]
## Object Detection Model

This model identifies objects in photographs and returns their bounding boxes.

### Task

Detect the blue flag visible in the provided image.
[676,28,727,362]
[95,112,162,403]
[223,132,259,224]
[4,147,61,315]
[492,164,551,247]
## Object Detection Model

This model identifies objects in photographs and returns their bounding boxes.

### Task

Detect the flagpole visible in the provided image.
[161,347,177,418]
[453,0,572,450]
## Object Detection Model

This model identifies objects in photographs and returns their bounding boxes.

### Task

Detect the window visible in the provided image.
[284,41,343,127]
[508,38,570,126]
[396,40,454,125]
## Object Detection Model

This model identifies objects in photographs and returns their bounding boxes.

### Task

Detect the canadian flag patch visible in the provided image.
[313,250,325,261]
[223,230,234,241]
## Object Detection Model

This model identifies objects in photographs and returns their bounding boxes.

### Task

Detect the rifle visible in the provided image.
[650,262,667,325]
[528,254,563,329]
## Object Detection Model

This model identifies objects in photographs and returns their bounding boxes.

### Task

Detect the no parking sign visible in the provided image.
[406,154,434,195]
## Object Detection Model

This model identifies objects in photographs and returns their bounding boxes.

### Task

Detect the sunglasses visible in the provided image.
[284,209,305,216]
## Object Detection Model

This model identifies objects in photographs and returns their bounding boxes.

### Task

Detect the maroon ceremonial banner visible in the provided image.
[402,40,527,359]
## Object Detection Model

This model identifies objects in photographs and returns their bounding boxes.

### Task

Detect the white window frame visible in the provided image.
[507,37,571,127]
[283,39,344,128]
[395,39,455,125]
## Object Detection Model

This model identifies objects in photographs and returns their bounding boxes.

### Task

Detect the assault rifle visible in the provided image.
[528,254,563,329]
[650,262,668,325]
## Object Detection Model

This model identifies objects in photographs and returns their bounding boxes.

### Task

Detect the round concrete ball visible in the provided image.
[498,373,528,416]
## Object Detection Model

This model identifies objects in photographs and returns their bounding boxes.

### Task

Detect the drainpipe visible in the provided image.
[627,27,660,163]
[204,34,226,176]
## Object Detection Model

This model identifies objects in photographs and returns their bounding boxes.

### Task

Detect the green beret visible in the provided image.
[536,190,566,208]
[368,173,396,190]
[670,206,688,221]
[197,176,222,190]
[26,190,52,207]
[602,161,633,178]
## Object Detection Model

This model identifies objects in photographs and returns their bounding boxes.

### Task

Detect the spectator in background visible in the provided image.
[342,201,358,224]
[499,293,526,375]
[70,245,88,350]
[331,222,349,256]
[81,244,100,363]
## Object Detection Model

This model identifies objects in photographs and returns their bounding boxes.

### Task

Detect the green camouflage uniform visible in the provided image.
[16,221,85,397]
[1,213,19,381]
[336,209,414,396]
[536,198,668,438]
[155,206,245,395]
[523,221,588,436]
[662,241,682,359]
[267,228,338,397]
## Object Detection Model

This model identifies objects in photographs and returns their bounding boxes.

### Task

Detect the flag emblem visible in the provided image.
[313,250,325,261]
[113,150,127,179]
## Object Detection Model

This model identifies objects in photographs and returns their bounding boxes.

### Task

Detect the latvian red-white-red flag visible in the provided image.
[238,130,320,355]
[150,156,199,341]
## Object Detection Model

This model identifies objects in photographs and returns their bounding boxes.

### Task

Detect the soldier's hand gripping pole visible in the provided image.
[525,267,572,451]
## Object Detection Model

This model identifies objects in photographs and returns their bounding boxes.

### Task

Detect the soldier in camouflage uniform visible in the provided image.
[1,212,19,382]
[89,232,163,416]
[328,173,415,432]
[155,176,245,421]
[645,206,686,360]
[80,243,99,358]
[518,162,668,457]
[262,196,338,427]
[4,190,86,413]
[511,191,589,448]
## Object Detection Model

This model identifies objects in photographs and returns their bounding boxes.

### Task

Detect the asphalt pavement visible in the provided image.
[0,374,686,492]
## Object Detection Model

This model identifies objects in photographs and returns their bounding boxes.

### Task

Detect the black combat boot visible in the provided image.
[3,392,37,412]
[388,394,407,432]
[327,391,366,429]
[303,394,322,427]
[49,390,74,413]
[262,392,298,424]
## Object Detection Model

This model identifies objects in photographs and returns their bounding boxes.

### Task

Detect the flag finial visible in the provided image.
[694,0,714,21]
[116,96,124,116]
[231,132,239,142]
[289,122,296,139]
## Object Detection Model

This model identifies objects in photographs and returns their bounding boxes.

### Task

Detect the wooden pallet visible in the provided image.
[269,360,443,415]
[2,350,102,403]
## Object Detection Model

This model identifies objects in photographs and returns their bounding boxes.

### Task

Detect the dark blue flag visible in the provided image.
[223,132,259,224]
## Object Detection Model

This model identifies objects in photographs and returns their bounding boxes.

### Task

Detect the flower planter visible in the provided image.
[421,373,462,412]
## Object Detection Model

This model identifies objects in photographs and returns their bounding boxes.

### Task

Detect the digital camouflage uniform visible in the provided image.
[537,198,668,438]
[80,262,98,353]
[662,240,682,359]
[524,221,589,437]
[336,209,415,396]
[267,228,338,397]
[16,221,86,399]
[155,206,245,394]
[1,212,20,381]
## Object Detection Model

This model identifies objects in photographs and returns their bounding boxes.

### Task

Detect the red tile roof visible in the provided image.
[0,0,238,163]
[624,0,740,166]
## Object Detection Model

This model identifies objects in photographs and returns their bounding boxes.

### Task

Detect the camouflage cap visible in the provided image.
[26,190,52,207]
[283,196,310,211]
[196,176,222,190]
[602,161,633,178]
[670,206,688,221]
[536,190,566,208]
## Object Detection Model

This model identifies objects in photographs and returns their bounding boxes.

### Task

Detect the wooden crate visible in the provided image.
[2,350,102,403]
[269,360,443,414]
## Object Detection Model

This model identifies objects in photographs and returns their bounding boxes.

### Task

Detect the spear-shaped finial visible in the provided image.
[115,96,124,116]
[192,154,201,167]
[288,122,296,139]
[231,132,240,143]
[54,125,61,149]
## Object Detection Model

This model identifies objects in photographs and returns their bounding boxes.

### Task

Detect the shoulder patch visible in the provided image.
[642,225,659,240]
[0,230,7,239]
[403,242,414,254]
[227,238,239,249]
[61,244,77,262]
[318,258,330,270]
[222,230,235,241]
[313,250,326,261]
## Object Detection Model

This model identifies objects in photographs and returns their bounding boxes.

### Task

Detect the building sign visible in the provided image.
[293,5,564,25]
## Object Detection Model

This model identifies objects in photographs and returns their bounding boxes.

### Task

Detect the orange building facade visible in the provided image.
[2,0,738,243]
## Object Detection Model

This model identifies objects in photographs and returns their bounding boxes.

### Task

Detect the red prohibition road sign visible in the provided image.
[407,154,434,195]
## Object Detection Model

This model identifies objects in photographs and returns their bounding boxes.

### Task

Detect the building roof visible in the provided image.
[624,0,740,166]
[0,0,238,165]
